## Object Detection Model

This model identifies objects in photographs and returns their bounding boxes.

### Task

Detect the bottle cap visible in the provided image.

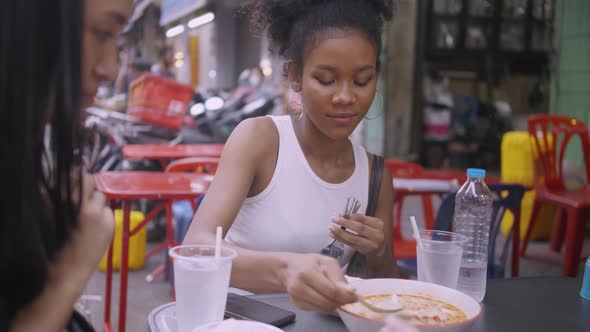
[467,168,486,178]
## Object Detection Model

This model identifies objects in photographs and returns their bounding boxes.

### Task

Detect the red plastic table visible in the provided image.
[122,144,224,168]
[94,171,213,332]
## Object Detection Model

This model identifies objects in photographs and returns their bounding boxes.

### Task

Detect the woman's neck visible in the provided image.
[290,113,353,165]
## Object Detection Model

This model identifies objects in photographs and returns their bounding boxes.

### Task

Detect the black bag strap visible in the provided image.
[346,155,384,278]
[365,155,384,217]
[65,311,95,332]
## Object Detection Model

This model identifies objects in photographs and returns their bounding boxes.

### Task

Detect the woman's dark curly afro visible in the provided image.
[240,0,395,74]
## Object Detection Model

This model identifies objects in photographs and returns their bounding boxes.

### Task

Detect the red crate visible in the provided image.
[128,74,194,130]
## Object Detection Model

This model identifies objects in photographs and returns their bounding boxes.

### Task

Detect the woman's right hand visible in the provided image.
[12,170,116,332]
[52,170,115,281]
[281,253,358,314]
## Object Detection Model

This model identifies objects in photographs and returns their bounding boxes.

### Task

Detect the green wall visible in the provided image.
[551,0,590,166]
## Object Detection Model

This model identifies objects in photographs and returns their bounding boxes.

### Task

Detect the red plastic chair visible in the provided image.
[165,157,220,214]
[385,159,438,259]
[165,156,220,174]
[520,115,590,277]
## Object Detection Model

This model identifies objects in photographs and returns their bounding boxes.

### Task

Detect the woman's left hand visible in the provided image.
[329,214,386,256]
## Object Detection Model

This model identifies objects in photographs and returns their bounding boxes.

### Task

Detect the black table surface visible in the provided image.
[250,277,590,332]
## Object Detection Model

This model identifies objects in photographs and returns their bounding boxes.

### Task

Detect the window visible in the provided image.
[426,0,553,73]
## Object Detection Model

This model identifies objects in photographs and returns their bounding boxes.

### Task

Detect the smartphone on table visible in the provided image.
[224,293,296,327]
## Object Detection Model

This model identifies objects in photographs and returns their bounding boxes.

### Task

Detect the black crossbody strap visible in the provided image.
[346,155,384,278]
[366,155,384,217]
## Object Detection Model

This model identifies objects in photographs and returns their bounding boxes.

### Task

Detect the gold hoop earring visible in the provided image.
[364,91,384,120]
[288,89,303,115]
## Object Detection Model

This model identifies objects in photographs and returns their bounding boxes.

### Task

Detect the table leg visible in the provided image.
[563,208,584,277]
[190,197,197,213]
[512,212,520,277]
[549,207,567,253]
[165,201,175,248]
[118,201,131,332]
[421,194,435,230]
[145,241,167,259]
[393,195,404,239]
[104,200,116,330]
[165,201,174,280]
[520,200,542,256]
[104,243,114,326]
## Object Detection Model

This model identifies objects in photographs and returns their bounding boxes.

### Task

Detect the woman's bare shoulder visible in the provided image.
[222,116,279,165]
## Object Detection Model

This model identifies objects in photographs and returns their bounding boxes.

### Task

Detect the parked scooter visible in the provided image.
[181,68,277,143]
[84,66,278,170]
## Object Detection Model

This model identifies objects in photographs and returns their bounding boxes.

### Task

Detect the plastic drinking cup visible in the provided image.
[170,245,237,332]
[417,230,467,289]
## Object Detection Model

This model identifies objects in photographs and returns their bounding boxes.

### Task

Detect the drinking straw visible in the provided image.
[215,226,222,258]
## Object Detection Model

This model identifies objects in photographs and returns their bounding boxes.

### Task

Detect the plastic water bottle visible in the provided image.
[454,168,493,302]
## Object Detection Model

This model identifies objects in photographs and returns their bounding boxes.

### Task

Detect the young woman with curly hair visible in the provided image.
[185,0,399,314]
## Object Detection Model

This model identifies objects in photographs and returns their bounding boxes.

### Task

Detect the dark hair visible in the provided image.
[0,0,83,328]
[132,59,153,72]
[240,0,395,75]
[159,45,173,58]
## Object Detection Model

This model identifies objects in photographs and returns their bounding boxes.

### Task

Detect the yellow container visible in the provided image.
[500,190,555,240]
[500,131,555,240]
[99,209,147,271]
[500,131,536,187]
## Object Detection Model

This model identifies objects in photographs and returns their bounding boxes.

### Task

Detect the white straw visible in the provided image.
[411,216,432,284]
[410,216,424,249]
[215,226,222,258]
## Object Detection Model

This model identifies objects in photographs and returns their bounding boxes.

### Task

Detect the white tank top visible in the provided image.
[225,115,370,267]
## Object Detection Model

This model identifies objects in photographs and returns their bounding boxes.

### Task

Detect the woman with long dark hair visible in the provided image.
[0,0,132,331]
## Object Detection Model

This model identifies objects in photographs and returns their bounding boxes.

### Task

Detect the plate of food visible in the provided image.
[338,279,482,332]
